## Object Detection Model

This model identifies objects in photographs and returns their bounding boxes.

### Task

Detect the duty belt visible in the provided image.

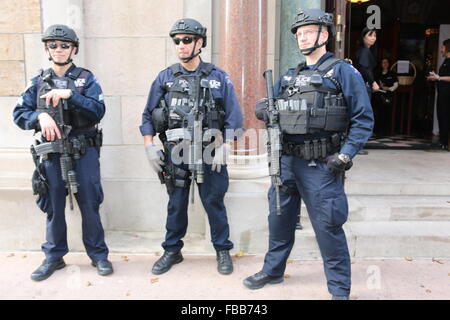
[33,134,102,158]
[282,133,343,160]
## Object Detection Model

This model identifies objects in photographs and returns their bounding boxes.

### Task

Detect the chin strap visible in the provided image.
[299,25,329,56]
[179,38,202,63]
[47,47,76,66]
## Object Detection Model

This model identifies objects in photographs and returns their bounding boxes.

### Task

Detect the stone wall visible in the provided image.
[0,0,280,253]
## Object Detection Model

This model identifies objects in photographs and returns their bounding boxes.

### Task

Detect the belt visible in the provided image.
[33,132,102,158]
[282,133,343,160]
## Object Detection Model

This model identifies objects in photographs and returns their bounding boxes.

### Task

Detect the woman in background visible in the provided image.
[355,27,380,98]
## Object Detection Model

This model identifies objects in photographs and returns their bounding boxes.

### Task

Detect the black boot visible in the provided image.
[152,251,183,275]
[216,250,233,275]
[91,259,114,276]
[31,259,66,281]
[243,271,284,290]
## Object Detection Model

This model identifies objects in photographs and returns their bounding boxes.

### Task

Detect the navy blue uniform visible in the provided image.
[141,62,243,253]
[263,53,374,296]
[13,64,109,263]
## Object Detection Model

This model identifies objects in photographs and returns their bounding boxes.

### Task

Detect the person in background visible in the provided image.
[375,58,398,136]
[427,39,450,150]
[355,27,380,98]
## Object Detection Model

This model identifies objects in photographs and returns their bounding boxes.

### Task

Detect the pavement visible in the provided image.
[1,251,449,300]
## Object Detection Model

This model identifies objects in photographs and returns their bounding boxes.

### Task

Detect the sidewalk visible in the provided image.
[1,252,449,300]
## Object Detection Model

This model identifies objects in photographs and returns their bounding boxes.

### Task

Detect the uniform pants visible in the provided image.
[38,146,109,262]
[262,155,351,296]
[162,163,233,253]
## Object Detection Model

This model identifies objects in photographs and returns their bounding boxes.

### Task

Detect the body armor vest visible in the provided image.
[278,58,349,135]
[153,63,225,133]
[36,68,97,131]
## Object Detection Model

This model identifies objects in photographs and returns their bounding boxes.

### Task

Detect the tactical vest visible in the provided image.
[153,63,225,133]
[36,67,97,131]
[278,58,349,135]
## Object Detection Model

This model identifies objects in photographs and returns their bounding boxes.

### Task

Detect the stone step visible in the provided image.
[246,220,450,259]
[296,195,450,222]
[2,189,450,258]
[104,221,450,259]
[0,148,33,189]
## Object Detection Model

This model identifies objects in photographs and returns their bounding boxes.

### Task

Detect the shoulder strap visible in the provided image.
[67,67,90,80]
[36,68,52,88]
[288,62,306,87]
[317,57,343,74]
[169,63,184,77]
[317,57,345,92]
[199,62,214,77]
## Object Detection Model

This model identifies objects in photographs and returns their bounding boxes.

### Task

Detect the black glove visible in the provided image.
[326,154,353,174]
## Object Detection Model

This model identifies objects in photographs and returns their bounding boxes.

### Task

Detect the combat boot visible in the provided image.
[152,251,183,275]
[31,259,66,281]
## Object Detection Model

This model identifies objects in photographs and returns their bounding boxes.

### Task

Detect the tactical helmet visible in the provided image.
[42,24,79,46]
[169,18,207,48]
[290,9,336,38]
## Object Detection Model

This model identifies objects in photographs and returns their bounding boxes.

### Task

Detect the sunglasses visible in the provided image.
[172,36,197,45]
[47,43,73,50]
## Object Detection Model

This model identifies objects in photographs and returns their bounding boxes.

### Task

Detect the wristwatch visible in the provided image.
[338,153,351,164]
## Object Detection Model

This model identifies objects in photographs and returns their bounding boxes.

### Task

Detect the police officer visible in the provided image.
[13,25,113,281]
[244,9,374,300]
[140,19,243,275]
[427,39,450,150]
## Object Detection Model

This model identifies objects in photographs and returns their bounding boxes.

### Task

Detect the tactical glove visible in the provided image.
[326,154,353,174]
[145,144,165,173]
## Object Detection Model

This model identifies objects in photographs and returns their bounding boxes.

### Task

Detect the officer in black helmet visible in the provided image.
[244,9,374,300]
[140,19,243,275]
[13,24,113,281]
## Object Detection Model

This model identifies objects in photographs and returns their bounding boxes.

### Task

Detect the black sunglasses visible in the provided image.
[47,43,73,50]
[172,36,196,45]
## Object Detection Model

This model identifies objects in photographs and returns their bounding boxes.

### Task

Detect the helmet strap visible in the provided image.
[299,24,328,56]
[179,38,202,63]
[46,46,75,66]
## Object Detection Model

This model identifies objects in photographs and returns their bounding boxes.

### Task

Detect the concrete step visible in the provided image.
[248,220,450,260]
[0,148,33,189]
[346,149,450,196]
[297,195,450,223]
[105,220,450,259]
[105,231,207,254]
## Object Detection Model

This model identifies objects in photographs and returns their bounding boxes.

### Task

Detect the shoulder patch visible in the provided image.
[347,64,362,76]
[225,75,233,85]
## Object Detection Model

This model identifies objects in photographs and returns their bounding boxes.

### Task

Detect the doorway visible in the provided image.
[330,0,450,149]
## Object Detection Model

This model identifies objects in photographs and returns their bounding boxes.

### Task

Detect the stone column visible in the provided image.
[218,0,267,156]
[279,0,323,74]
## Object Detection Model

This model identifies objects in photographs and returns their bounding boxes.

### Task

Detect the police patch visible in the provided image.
[74,78,86,87]
[209,80,221,89]
[225,75,233,85]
